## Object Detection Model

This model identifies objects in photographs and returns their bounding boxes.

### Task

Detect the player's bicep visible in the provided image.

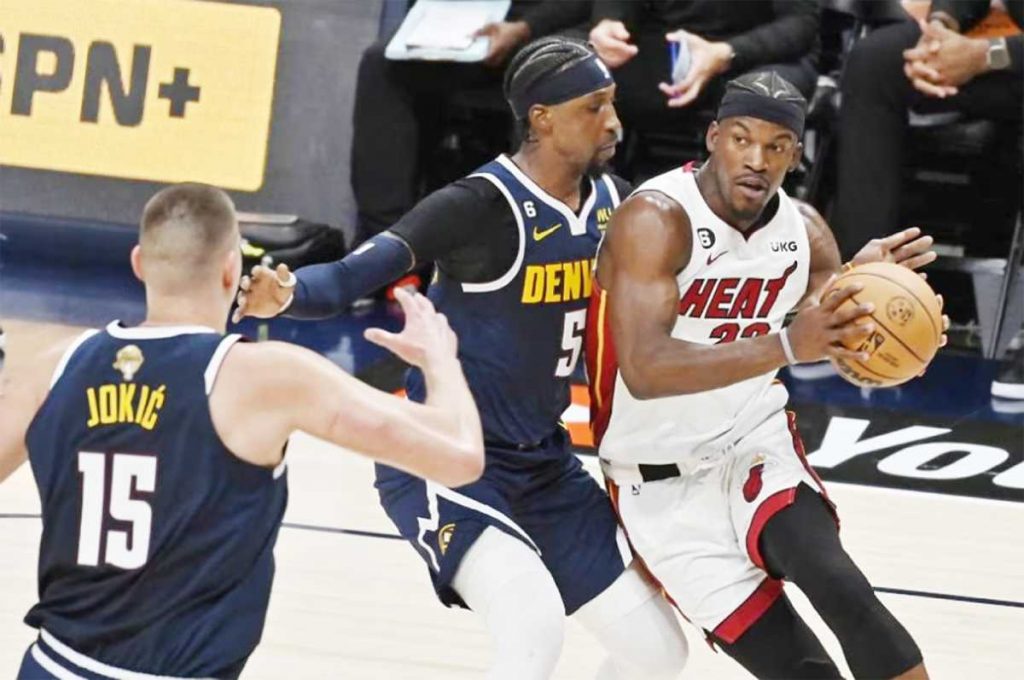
[797,200,842,308]
[604,194,691,379]
[390,180,497,264]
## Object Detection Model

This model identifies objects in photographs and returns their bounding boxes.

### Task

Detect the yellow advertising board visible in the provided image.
[0,0,280,191]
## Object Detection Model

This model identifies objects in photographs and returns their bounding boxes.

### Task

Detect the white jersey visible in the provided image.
[587,166,810,472]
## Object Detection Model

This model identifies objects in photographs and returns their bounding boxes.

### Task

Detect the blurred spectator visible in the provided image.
[588,0,819,132]
[351,0,591,244]
[833,0,1022,260]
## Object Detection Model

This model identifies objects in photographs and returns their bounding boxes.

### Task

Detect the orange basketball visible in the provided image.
[825,262,942,388]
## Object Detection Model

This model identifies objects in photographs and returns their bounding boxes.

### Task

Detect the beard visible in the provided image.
[586,156,612,178]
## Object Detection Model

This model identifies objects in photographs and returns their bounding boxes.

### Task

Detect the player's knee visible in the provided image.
[574,564,688,679]
[791,555,923,679]
[844,603,923,680]
[454,529,566,679]
[487,570,565,679]
[806,552,875,613]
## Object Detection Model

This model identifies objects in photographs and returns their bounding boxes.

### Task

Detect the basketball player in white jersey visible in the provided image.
[586,73,946,679]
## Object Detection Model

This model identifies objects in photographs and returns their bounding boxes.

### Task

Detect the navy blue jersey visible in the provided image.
[24,322,287,678]
[407,155,621,445]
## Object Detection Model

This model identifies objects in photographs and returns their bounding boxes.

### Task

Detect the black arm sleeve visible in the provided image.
[725,0,820,72]
[391,177,521,283]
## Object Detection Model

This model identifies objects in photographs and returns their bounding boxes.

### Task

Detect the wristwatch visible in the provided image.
[987,37,1011,71]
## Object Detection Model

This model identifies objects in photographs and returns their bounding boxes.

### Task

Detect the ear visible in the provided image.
[787,141,803,173]
[130,245,144,283]
[705,121,719,154]
[222,245,241,291]
[529,104,552,137]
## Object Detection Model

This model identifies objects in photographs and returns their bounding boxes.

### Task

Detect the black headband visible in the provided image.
[717,90,806,138]
[509,54,614,120]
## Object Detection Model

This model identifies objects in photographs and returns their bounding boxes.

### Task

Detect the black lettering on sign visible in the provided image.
[12,34,74,116]
[158,67,200,118]
[81,42,150,126]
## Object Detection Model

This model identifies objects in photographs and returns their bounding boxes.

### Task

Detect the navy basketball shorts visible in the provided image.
[19,629,235,680]
[375,427,632,615]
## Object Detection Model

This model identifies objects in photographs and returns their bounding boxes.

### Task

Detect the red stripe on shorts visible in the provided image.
[711,576,784,644]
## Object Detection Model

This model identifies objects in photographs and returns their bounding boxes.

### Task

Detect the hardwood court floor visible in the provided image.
[1,319,1022,678]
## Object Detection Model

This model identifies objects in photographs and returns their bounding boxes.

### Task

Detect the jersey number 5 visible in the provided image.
[555,309,586,377]
[77,452,157,569]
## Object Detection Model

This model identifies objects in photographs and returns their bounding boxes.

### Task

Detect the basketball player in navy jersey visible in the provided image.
[0,183,484,679]
[235,38,689,680]
[589,72,947,679]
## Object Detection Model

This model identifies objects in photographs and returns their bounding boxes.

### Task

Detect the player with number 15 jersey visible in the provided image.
[0,183,485,679]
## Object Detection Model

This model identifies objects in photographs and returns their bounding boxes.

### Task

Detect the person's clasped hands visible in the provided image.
[902,18,992,98]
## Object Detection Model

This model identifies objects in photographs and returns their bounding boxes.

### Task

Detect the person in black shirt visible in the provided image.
[833,0,1022,255]
[351,0,592,244]
[237,38,690,679]
[588,0,819,133]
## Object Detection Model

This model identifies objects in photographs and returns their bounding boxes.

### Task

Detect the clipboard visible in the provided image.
[385,0,512,62]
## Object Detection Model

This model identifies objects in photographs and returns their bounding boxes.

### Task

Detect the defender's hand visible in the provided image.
[787,275,875,363]
[849,226,937,273]
[364,288,457,370]
[232,263,295,323]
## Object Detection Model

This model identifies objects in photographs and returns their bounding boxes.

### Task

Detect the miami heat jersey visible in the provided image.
[588,167,810,470]
[24,322,287,677]
[405,154,621,446]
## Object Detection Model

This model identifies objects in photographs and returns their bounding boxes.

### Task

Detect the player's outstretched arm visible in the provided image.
[214,288,484,488]
[795,201,938,308]
[0,340,66,484]
[795,201,949,350]
[233,232,415,323]
[599,192,874,398]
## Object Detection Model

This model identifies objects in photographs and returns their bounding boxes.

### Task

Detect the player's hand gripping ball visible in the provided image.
[825,262,943,387]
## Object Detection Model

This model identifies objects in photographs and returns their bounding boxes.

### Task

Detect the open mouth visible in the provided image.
[735,176,768,200]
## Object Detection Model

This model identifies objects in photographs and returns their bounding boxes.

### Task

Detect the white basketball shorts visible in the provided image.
[605,410,836,644]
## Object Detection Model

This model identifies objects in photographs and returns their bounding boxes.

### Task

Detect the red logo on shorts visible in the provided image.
[743,463,765,503]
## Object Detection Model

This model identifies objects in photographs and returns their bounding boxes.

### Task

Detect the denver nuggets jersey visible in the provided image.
[24,322,287,678]
[588,167,809,470]
[407,154,621,446]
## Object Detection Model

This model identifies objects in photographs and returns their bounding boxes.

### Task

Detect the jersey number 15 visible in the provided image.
[77,452,157,569]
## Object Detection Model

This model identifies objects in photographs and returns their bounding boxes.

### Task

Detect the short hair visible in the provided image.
[503,36,596,142]
[139,183,238,280]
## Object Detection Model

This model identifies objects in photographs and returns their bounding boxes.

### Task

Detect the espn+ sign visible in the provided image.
[0,0,280,190]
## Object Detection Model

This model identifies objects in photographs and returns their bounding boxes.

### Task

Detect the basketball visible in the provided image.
[826,262,942,388]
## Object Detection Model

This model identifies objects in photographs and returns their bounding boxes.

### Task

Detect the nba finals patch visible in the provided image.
[113,345,144,381]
